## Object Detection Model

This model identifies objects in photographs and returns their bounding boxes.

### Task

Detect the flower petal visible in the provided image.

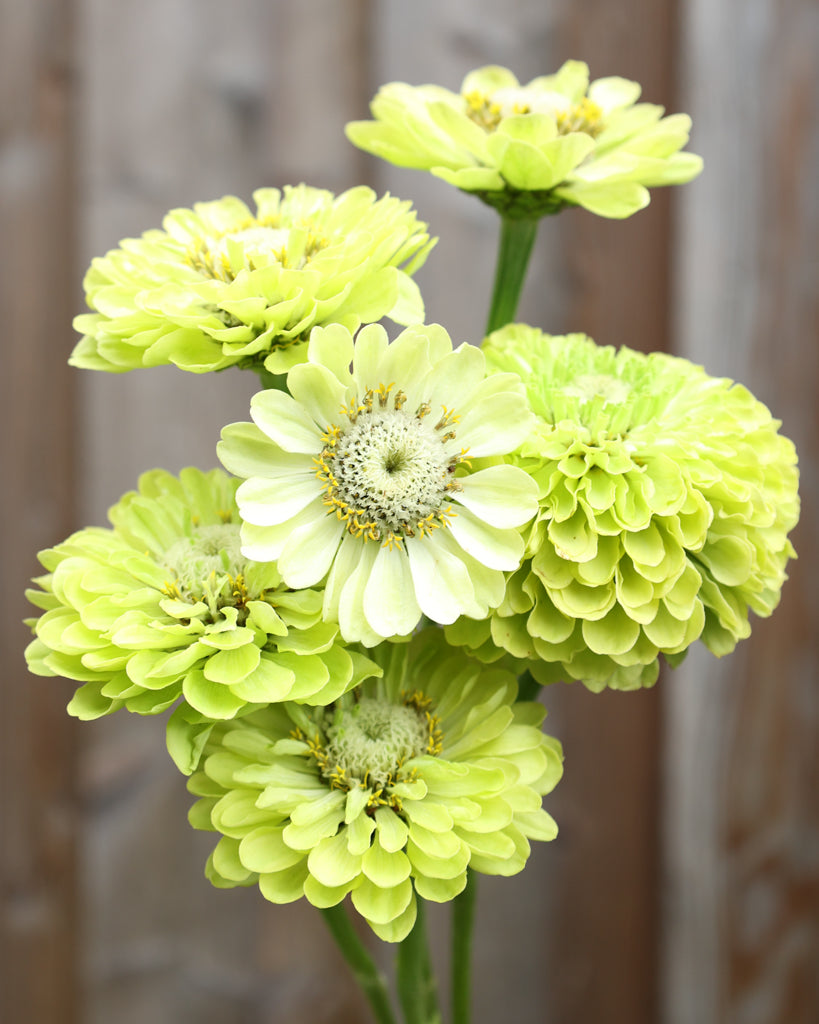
[250,388,324,452]
[457,465,539,528]
[447,507,524,571]
[405,534,477,623]
[363,543,422,638]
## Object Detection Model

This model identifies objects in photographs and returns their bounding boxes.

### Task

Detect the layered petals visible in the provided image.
[25,468,380,772]
[446,326,799,691]
[218,323,539,644]
[70,186,434,375]
[347,62,702,220]
[189,631,563,941]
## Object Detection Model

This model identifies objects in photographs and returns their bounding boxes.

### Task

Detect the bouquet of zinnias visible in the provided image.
[25,62,798,1024]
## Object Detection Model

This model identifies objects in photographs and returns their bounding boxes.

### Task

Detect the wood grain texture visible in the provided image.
[0,2,80,1022]
[74,2,374,1021]
[665,0,819,1021]
[369,3,675,1021]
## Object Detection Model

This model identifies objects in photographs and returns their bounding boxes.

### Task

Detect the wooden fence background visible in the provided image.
[2,1,817,1022]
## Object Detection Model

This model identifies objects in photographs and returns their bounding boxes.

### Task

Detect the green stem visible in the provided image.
[255,366,288,391]
[396,897,439,1024]
[451,869,478,1024]
[517,669,541,702]
[485,217,539,335]
[320,904,398,1024]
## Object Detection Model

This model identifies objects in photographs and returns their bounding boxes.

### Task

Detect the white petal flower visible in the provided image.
[218,324,539,644]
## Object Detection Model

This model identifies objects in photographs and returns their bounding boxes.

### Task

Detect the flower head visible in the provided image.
[70,185,434,376]
[447,326,799,691]
[25,468,379,770]
[188,630,563,941]
[346,62,702,219]
[217,323,540,645]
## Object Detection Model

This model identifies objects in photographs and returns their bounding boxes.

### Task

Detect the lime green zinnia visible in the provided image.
[448,326,799,691]
[217,322,540,646]
[188,630,563,942]
[70,185,434,376]
[346,61,702,219]
[25,468,379,770]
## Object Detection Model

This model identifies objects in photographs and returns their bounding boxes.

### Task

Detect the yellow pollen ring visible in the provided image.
[316,385,465,548]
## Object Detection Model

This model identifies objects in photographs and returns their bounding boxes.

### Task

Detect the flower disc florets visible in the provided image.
[70,185,434,376]
[316,387,462,546]
[346,61,702,220]
[217,322,540,645]
[188,631,563,942]
[446,326,799,691]
[25,468,380,771]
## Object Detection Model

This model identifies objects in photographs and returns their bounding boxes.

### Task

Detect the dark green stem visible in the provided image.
[451,870,478,1024]
[485,217,539,335]
[255,366,288,391]
[320,904,398,1024]
[396,897,439,1024]
[517,669,541,703]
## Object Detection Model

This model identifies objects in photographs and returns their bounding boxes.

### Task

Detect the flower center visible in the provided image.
[315,384,470,547]
[161,523,255,609]
[302,692,444,806]
[186,218,327,281]
[554,97,604,137]
[464,88,604,138]
[563,373,631,406]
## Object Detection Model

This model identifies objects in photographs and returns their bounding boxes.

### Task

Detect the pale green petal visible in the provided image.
[374,807,409,853]
[588,75,642,113]
[277,508,343,588]
[287,363,349,429]
[307,831,363,887]
[307,324,355,383]
[461,65,520,94]
[368,897,417,943]
[351,876,413,925]
[235,473,319,526]
[431,166,505,191]
[217,422,283,479]
[240,827,303,873]
[362,835,411,888]
[405,534,478,624]
[448,507,525,571]
[387,273,426,327]
[337,541,383,646]
[555,180,651,218]
[363,544,422,638]
[250,389,323,452]
[259,863,309,904]
[457,465,539,528]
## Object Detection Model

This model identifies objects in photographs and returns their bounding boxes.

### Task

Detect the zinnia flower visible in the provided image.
[70,185,434,376]
[25,468,379,770]
[217,323,540,646]
[188,630,563,941]
[447,326,799,691]
[346,62,702,220]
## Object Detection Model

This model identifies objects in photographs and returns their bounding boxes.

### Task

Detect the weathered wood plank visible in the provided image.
[665,0,819,1020]
[0,2,79,1022]
[75,2,374,1021]
[370,2,676,1021]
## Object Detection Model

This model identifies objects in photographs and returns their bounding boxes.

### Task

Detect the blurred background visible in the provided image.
[2,1,817,1022]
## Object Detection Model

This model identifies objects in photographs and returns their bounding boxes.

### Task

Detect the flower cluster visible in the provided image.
[347,61,702,219]
[24,60,798,967]
[70,185,434,376]
[446,326,799,691]
[188,631,562,941]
